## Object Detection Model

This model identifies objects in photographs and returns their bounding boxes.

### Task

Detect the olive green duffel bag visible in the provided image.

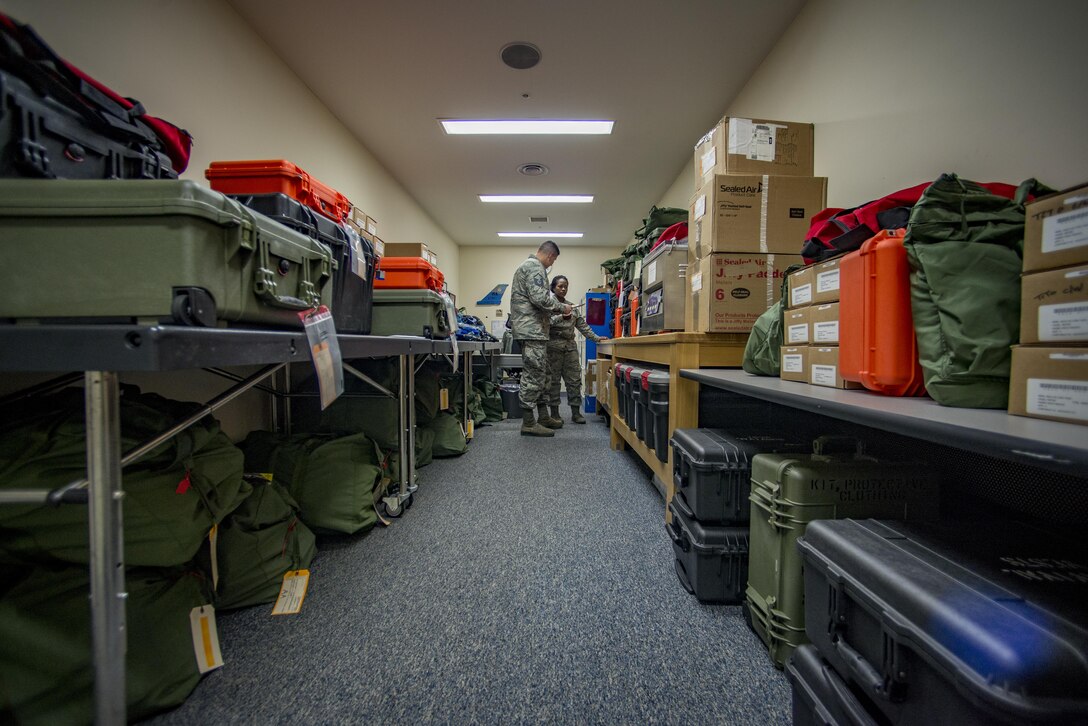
[241,432,382,535]
[201,476,317,610]
[0,387,248,568]
[0,564,214,725]
[904,174,1054,408]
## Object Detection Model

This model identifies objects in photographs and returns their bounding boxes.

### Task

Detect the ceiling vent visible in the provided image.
[517,163,548,176]
[529,216,549,223]
[501,42,541,70]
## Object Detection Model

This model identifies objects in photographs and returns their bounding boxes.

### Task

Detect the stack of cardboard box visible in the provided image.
[1009,183,1088,426]
[780,257,858,388]
[686,117,826,333]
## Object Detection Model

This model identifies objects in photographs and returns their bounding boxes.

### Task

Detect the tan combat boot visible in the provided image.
[520,407,555,437]
[570,405,586,424]
[539,404,563,429]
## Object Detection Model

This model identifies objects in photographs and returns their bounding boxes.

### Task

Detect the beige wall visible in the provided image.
[4,0,459,296]
[458,246,623,336]
[661,0,1088,209]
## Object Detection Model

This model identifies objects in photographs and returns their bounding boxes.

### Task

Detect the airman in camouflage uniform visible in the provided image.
[510,241,571,436]
[546,275,604,424]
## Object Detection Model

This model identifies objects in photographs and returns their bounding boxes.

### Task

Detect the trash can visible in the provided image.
[499,383,522,419]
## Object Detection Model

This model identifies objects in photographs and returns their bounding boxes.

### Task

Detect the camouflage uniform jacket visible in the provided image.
[549,302,602,350]
[510,256,564,341]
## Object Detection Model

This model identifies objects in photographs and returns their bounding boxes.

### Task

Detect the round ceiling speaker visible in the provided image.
[517,163,549,177]
[501,42,541,70]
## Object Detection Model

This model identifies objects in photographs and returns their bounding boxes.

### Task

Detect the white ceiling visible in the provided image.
[227,0,806,248]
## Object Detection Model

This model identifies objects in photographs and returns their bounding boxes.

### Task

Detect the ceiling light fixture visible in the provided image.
[440,120,614,135]
[480,195,593,203]
[498,232,583,238]
[501,42,541,70]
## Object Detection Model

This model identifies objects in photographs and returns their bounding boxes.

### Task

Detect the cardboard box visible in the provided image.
[689,253,803,333]
[780,346,809,383]
[426,250,440,268]
[1020,265,1088,344]
[689,175,826,261]
[371,235,385,258]
[810,303,840,345]
[1009,346,1088,425]
[787,266,814,309]
[785,308,810,345]
[584,360,597,398]
[1023,183,1088,274]
[351,206,368,229]
[384,242,430,259]
[809,346,863,389]
[812,256,843,304]
[365,215,378,236]
[694,117,815,189]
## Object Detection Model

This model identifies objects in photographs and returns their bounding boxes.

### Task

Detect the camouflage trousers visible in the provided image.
[546,342,583,408]
[517,340,550,409]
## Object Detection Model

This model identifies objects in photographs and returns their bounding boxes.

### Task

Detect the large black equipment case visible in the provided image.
[670,428,808,524]
[0,69,175,180]
[787,645,878,726]
[229,193,375,333]
[666,497,748,603]
[798,519,1088,725]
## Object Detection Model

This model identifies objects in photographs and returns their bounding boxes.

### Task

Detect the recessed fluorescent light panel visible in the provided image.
[498,232,583,238]
[441,120,613,135]
[479,195,593,203]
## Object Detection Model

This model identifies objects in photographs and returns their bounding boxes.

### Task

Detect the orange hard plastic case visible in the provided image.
[205,159,352,223]
[839,229,927,396]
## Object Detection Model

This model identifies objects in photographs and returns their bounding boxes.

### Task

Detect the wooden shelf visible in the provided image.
[610,408,669,496]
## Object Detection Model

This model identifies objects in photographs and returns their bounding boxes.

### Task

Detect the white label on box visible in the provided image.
[728,118,752,155]
[1027,378,1088,421]
[1042,208,1088,253]
[791,283,812,307]
[813,320,839,343]
[647,260,658,285]
[782,354,803,373]
[1039,302,1088,341]
[811,364,838,387]
[691,272,703,292]
[694,194,707,220]
[787,323,809,344]
[700,147,716,177]
[749,124,776,161]
[817,269,840,294]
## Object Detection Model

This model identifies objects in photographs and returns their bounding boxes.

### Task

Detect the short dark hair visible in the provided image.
[538,240,560,256]
[550,275,568,292]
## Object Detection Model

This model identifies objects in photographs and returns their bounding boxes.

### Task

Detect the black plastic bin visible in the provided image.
[634,368,654,446]
[666,497,749,603]
[786,645,877,726]
[645,370,670,462]
[671,429,808,524]
[625,365,646,435]
[498,384,522,419]
[230,193,375,333]
[613,363,629,422]
[798,519,1088,726]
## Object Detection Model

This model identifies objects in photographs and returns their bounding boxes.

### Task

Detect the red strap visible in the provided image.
[175,469,192,494]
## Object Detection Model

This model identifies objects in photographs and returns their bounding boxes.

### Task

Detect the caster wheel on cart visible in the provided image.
[404,493,414,510]
[381,498,404,518]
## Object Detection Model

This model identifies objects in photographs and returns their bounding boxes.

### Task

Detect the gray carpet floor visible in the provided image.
[147,414,791,725]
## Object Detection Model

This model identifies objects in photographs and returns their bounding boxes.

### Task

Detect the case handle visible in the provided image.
[820,660,882,725]
[673,559,695,594]
[666,519,688,552]
[252,231,326,310]
[832,635,900,703]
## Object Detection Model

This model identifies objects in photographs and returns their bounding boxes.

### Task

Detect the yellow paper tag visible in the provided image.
[209,524,219,591]
[258,472,273,481]
[189,605,224,674]
[440,388,449,410]
[466,419,475,439]
[272,569,311,616]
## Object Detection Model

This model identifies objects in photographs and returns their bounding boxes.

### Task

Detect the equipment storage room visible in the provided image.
[1,1,1087,724]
